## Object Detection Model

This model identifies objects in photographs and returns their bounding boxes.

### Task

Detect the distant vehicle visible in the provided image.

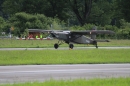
[50,27,115,49]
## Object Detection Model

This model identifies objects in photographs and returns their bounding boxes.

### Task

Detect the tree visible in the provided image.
[0,16,9,34]
[1,0,123,27]
[9,12,53,36]
[2,0,47,14]
[68,0,92,26]
[117,0,130,22]
[2,0,70,22]
[43,0,70,22]
[2,0,22,16]
[0,0,4,16]
[0,17,5,32]
[87,0,115,26]
[0,0,9,19]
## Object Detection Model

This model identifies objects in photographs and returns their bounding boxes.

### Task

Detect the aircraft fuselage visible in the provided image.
[51,31,94,44]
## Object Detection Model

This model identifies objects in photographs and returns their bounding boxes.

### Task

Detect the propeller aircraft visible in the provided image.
[50,27,115,49]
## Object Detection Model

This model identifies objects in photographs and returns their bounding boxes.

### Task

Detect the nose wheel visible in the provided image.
[54,43,59,49]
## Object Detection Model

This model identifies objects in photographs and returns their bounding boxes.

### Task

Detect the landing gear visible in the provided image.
[54,43,59,49]
[69,44,74,49]
[93,41,98,48]
[95,44,98,48]
[54,41,74,49]
[54,40,63,49]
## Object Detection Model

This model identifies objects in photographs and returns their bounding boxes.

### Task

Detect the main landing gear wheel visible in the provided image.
[54,43,59,49]
[69,44,74,49]
[96,45,98,48]
[93,41,98,48]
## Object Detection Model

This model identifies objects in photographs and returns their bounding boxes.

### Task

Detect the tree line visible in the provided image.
[0,0,130,39]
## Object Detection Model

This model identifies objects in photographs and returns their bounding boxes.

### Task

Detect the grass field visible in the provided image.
[1,78,130,86]
[0,49,130,65]
[0,39,130,85]
[0,39,130,65]
[0,39,130,48]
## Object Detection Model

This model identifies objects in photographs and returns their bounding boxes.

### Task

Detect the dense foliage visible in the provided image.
[0,0,130,39]
[9,12,53,36]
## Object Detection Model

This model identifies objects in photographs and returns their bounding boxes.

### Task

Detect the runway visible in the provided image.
[0,64,130,84]
[0,46,130,50]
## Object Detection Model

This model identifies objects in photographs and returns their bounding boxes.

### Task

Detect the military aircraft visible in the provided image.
[50,27,115,49]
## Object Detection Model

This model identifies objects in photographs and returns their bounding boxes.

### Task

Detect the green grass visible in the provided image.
[0,39,58,48]
[98,39,130,46]
[1,78,130,86]
[0,39,130,85]
[0,39,130,48]
[0,49,130,65]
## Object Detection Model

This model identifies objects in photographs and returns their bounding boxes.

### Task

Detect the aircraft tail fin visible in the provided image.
[91,34,96,39]
[90,26,97,39]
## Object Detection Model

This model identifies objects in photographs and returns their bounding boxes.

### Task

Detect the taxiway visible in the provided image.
[0,46,130,51]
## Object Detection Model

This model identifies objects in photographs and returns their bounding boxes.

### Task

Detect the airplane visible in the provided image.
[49,27,115,49]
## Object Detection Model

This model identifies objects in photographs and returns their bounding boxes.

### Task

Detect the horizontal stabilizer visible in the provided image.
[95,40,110,42]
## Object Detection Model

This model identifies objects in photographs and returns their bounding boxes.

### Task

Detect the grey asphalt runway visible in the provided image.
[0,64,130,84]
[0,46,130,50]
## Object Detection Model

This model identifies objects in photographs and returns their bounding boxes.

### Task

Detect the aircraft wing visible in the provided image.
[71,30,115,35]
[28,29,63,33]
